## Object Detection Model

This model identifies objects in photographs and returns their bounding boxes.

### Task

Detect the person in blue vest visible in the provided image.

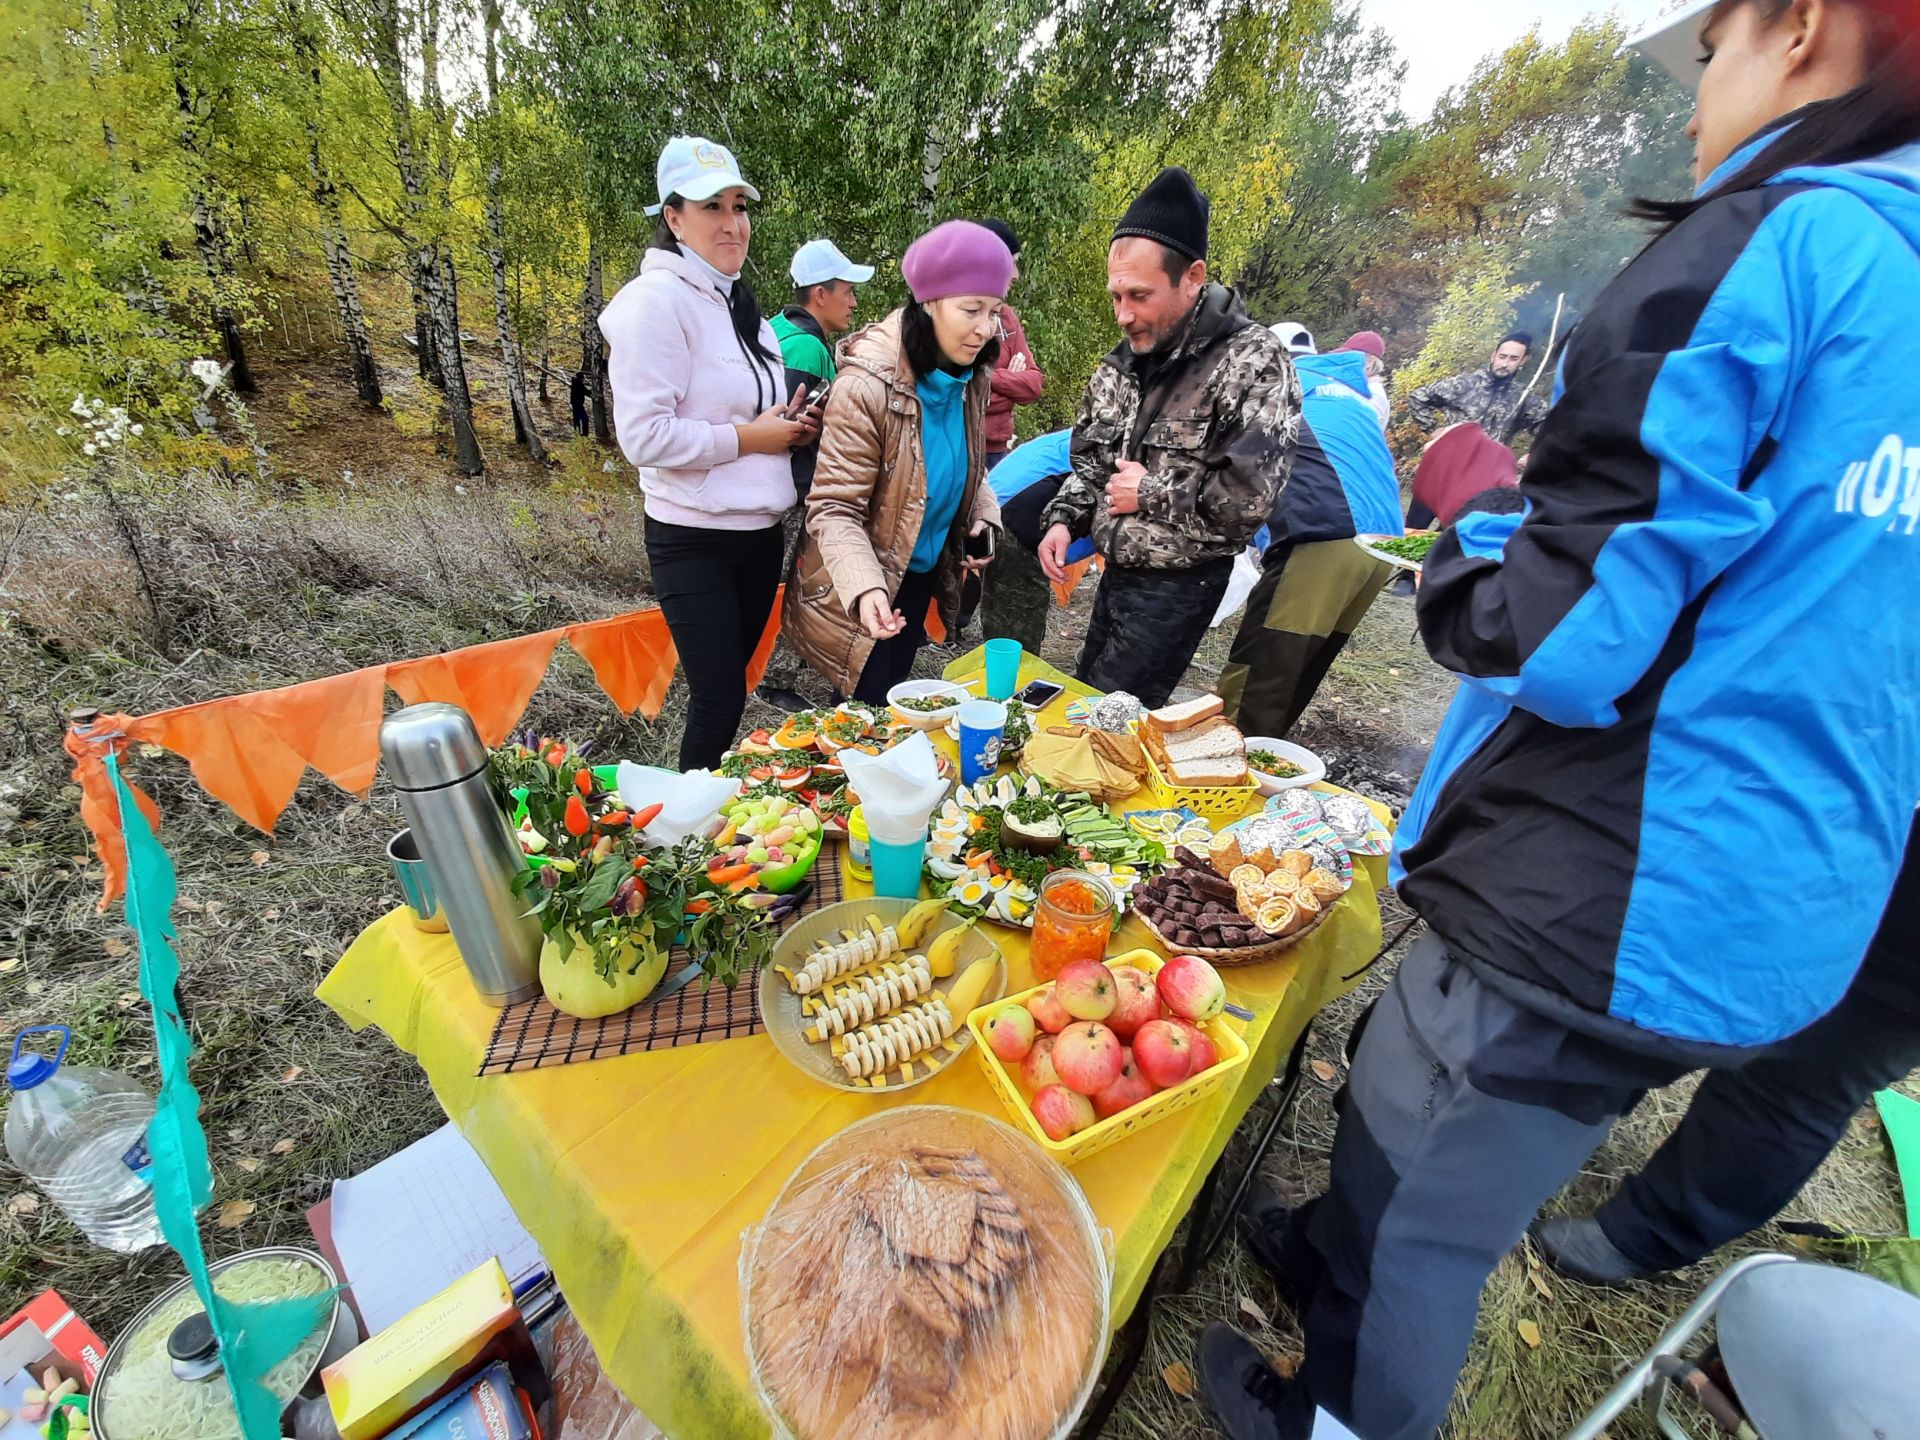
[1198,0,1920,1435]
[1217,326,1403,738]
[975,428,1095,655]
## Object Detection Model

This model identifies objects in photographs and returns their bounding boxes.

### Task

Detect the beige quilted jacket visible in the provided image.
[784,311,1001,694]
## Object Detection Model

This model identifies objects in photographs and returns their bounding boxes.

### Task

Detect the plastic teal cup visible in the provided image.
[870,835,927,900]
[957,700,1008,786]
[984,638,1024,701]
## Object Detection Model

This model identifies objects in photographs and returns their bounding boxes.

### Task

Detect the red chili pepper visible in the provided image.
[563,794,591,837]
[687,897,712,915]
[629,802,664,831]
[630,856,650,870]
[547,745,567,767]
[575,768,594,796]
[599,810,630,828]
[708,862,754,885]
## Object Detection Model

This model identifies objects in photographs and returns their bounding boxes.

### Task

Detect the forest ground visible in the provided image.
[0,318,1908,1439]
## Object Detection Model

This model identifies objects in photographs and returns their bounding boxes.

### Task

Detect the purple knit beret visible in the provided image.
[901,221,1015,303]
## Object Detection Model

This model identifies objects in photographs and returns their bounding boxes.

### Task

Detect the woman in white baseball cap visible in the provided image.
[598,136,816,770]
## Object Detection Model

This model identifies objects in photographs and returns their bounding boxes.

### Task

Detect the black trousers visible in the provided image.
[1076,556,1234,708]
[1597,813,1920,1271]
[643,515,785,771]
[848,567,941,705]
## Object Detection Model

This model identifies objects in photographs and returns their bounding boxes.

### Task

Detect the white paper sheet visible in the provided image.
[329,1122,548,1334]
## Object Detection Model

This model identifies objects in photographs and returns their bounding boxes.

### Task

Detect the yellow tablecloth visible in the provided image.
[317,653,1388,1439]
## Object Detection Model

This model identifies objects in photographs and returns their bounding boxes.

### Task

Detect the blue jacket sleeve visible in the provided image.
[1414,194,1800,728]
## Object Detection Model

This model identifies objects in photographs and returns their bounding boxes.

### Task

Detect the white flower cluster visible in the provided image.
[58,393,142,457]
[189,357,227,393]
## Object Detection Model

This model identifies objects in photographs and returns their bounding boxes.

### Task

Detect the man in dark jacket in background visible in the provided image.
[1039,167,1300,706]
[1406,332,1547,445]
[979,219,1045,467]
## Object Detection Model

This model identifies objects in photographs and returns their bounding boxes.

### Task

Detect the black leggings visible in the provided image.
[848,567,942,704]
[644,516,785,770]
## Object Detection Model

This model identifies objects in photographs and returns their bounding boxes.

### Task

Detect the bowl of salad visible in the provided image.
[1243,737,1326,794]
[1355,530,1439,572]
[886,678,975,730]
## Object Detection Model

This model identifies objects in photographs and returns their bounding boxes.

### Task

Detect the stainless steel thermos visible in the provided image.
[379,703,542,1004]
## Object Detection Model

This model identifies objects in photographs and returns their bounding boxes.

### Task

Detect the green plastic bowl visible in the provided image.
[751,825,823,895]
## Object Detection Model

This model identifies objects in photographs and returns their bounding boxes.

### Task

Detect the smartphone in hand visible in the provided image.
[965,525,996,561]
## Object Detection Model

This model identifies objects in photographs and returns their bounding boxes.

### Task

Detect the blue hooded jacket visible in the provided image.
[1266,352,1404,546]
[1392,132,1920,1060]
[988,429,1096,564]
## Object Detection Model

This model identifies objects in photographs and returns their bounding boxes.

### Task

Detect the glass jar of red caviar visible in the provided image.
[1029,870,1116,981]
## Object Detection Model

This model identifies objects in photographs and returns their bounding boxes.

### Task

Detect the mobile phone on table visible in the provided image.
[1016,678,1065,711]
[965,526,995,560]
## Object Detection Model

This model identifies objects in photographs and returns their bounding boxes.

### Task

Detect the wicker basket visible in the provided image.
[1136,902,1333,966]
[966,949,1250,1165]
[1142,749,1262,820]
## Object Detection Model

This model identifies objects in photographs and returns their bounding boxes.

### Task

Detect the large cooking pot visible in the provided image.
[92,1246,359,1440]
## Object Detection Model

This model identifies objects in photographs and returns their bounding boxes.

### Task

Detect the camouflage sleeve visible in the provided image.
[1514,388,1551,439]
[1043,385,1106,539]
[1406,372,1465,430]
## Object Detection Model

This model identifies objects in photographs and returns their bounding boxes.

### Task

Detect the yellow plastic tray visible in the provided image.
[964,948,1250,1165]
[1143,749,1261,820]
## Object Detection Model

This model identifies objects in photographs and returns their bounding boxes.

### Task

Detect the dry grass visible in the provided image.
[0,357,1909,1440]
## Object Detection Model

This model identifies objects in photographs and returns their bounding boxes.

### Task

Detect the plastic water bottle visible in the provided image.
[5,1025,164,1252]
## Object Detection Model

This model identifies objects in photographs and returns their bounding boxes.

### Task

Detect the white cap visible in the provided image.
[790,238,876,288]
[1271,321,1317,357]
[1628,1,1716,91]
[646,136,760,217]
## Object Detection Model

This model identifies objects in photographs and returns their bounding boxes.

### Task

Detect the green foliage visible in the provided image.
[1395,247,1530,397]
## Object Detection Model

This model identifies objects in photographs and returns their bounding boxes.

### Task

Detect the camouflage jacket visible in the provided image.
[1405,366,1549,442]
[1043,285,1300,570]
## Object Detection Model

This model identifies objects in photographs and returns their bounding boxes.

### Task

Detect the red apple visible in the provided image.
[1055,959,1118,1022]
[1133,1019,1195,1089]
[1174,1019,1219,1075]
[1157,954,1227,1022]
[1027,986,1072,1034]
[1053,1021,1124,1096]
[1030,1084,1096,1142]
[984,1003,1038,1063]
[1021,1034,1062,1091]
[1107,967,1160,1040]
[1093,1051,1159,1119]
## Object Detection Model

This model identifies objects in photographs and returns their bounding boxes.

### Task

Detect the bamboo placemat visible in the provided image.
[478,846,846,1075]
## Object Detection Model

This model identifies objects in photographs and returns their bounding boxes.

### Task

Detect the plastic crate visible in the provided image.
[1142,749,1261,821]
[965,949,1250,1165]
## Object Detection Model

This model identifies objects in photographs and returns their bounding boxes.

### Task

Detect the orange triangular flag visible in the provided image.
[128,700,309,834]
[64,717,161,911]
[923,597,947,646]
[567,608,678,720]
[1053,556,1099,609]
[387,629,563,746]
[232,665,389,797]
[743,585,787,692]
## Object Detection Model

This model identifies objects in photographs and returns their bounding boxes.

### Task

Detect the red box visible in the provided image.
[0,1290,108,1387]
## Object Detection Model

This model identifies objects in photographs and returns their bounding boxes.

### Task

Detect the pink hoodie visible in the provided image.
[598,248,796,530]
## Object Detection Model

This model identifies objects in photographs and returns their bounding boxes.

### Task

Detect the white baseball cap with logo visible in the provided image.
[790,239,876,288]
[1628,1,1717,92]
[1270,320,1317,357]
[646,136,760,217]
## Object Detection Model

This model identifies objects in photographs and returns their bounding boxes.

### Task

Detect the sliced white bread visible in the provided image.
[1170,755,1249,786]
[1146,694,1225,734]
[1164,715,1244,762]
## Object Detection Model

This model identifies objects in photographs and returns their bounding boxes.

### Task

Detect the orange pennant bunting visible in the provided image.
[64,717,160,911]
[232,665,389,797]
[387,629,563,747]
[743,585,787,692]
[128,700,309,835]
[1052,556,1099,609]
[566,609,678,720]
[923,597,947,646]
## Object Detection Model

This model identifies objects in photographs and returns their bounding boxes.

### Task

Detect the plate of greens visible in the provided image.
[1355,531,1439,573]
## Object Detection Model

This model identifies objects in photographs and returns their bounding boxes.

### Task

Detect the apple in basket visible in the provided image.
[1093,1050,1159,1120]
[984,1002,1038,1063]
[1173,1019,1220,1076]
[1022,1034,1063,1091]
[1157,954,1227,1023]
[1031,1084,1096,1142]
[1053,1022,1124,1097]
[1027,986,1073,1035]
[1055,959,1118,1022]
[1107,967,1160,1040]
[1133,1019,1196,1089]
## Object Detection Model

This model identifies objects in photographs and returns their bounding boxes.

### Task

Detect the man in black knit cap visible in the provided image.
[1038,166,1300,706]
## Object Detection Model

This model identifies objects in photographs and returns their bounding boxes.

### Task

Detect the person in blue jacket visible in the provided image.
[972,428,1096,654]
[1198,1,1920,1436]
[1219,330,1404,737]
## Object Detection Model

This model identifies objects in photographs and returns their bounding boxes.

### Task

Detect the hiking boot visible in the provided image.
[1196,1323,1313,1440]
[1529,1215,1660,1287]
[755,684,814,714]
[1236,1179,1317,1314]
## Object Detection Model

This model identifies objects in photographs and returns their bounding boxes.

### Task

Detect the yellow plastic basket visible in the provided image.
[1143,749,1262,820]
[965,948,1250,1165]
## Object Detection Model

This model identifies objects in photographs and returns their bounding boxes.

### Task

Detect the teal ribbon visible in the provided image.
[108,752,335,1437]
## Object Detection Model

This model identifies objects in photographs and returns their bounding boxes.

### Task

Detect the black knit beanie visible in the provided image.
[1112,167,1209,262]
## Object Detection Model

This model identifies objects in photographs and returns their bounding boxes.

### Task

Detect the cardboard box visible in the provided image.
[0,1292,105,1388]
[322,1260,521,1440]
[385,1361,539,1440]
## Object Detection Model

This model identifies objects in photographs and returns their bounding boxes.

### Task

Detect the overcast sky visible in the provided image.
[1362,0,1676,119]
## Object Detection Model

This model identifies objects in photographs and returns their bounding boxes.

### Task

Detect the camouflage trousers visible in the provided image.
[1076,556,1234,709]
[1218,539,1392,738]
[978,542,1054,657]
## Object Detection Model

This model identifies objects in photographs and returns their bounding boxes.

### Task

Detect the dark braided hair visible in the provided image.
[651,195,781,412]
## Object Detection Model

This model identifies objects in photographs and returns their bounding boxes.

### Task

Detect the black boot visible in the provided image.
[1529,1215,1660,1287]
[1196,1323,1313,1440]
[1236,1179,1319,1315]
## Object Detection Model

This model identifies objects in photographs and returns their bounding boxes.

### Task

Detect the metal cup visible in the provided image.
[386,829,450,933]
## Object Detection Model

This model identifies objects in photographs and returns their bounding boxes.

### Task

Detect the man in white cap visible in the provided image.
[771,239,875,400]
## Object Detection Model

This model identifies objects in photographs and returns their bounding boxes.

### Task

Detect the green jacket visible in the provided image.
[771,307,835,387]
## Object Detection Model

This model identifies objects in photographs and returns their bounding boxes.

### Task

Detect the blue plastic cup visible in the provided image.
[870,835,927,900]
[957,700,1008,786]
[984,638,1024,701]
